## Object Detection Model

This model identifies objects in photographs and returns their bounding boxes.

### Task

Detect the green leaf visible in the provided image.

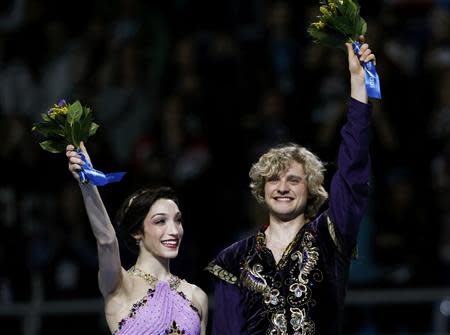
[39,140,66,153]
[345,0,359,18]
[53,113,68,128]
[307,27,348,49]
[67,101,83,125]
[71,120,84,147]
[89,122,99,136]
[360,17,367,35]
[32,121,65,138]
[41,113,51,122]
[347,19,358,40]
[77,113,90,141]
[79,121,90,143]
[63,122,72,144]
[353,16,367,39]
[327,15,355,35]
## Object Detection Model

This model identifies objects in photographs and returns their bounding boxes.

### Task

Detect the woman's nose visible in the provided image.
[166,220,180,235]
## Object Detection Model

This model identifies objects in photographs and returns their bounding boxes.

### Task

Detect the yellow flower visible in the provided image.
[312,21,326,30]
[48,102,69,119]
[319,5,330,15]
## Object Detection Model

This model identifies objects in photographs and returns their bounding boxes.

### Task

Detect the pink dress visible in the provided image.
[112,281,201,335]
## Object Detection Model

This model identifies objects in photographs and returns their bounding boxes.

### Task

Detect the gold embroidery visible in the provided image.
[256,230,303,270]
[295,232,319,284]
[128,266,181,290]
[241,262,269,294]
[326,214,358,259]
[271,312,288,334]
[265,288,282,307]
[327,215,341,252]
[290,307,315,334]
[205,262,238,284]
[244,230,322,334]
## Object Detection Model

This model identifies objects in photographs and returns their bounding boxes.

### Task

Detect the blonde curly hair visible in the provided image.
[249,143,328,221]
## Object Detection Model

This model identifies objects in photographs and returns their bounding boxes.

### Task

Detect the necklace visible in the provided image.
[128,266,181,290]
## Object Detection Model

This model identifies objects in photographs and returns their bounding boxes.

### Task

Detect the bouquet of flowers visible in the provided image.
[32,99,125,186]
[32,99,98,153]
[307,0,367,49]
[307,0,381,99]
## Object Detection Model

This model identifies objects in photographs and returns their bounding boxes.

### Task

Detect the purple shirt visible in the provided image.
[207,98,372,335]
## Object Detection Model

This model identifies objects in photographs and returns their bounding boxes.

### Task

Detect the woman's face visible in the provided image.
[140,198,184,259]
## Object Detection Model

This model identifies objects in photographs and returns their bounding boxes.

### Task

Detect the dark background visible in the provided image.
[1,0,450,333]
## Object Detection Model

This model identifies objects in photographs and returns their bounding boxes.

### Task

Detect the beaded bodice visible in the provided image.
[112,280,201,335]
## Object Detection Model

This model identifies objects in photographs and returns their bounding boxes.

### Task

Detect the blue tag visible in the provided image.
[352,42,382,100]
[77,149,126,186]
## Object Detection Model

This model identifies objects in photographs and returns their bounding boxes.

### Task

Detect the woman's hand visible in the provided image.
[66,141,90,182]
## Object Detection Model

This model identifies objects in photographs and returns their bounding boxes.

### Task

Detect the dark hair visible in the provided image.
[115,186,180,254]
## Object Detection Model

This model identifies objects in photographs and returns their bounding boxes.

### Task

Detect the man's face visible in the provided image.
[264,161,308,221]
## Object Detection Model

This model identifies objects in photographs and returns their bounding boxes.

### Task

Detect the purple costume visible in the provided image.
[112,280,201,335]
[206,98,372,334]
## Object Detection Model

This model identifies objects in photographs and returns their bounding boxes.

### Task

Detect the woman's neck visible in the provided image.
[134,252,171,281]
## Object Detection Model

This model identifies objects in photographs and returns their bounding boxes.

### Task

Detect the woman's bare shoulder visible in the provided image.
[178,279,208,316]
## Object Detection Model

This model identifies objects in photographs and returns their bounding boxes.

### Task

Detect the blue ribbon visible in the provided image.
[352,42,382,100]
[77,149,126,186]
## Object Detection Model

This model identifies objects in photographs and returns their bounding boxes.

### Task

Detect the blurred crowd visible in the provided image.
[0,0,450,333]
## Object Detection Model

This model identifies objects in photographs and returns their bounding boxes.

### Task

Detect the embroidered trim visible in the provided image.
[127,266,181,290]
[256,229,304,270]
[112,287,201,335]
[166,320,186,334]
[326,214,341,252]
[241,262,269,294]
[177,290,202,319]
[205,262,238,285]
[243,230,322,335]
[290,307,315,334]
[326,214,358,259]
[112,287,155,334]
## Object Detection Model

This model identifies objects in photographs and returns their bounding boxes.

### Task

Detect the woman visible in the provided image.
[66,142,208,335]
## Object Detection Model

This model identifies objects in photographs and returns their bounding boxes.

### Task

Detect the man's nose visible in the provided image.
[277,180,289,193]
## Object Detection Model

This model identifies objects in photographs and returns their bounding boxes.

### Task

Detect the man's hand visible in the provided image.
[346,36,376,103]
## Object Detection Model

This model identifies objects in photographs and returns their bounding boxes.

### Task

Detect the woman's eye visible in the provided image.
[155,219,165,224]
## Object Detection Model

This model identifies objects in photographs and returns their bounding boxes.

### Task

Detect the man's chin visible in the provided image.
[272,212,299,222]
[270,208,305,222]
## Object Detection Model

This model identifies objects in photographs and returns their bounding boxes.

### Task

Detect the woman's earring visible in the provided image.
[136,239,140,246]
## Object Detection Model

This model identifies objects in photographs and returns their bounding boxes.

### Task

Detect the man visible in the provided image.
[206,39,376,334]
